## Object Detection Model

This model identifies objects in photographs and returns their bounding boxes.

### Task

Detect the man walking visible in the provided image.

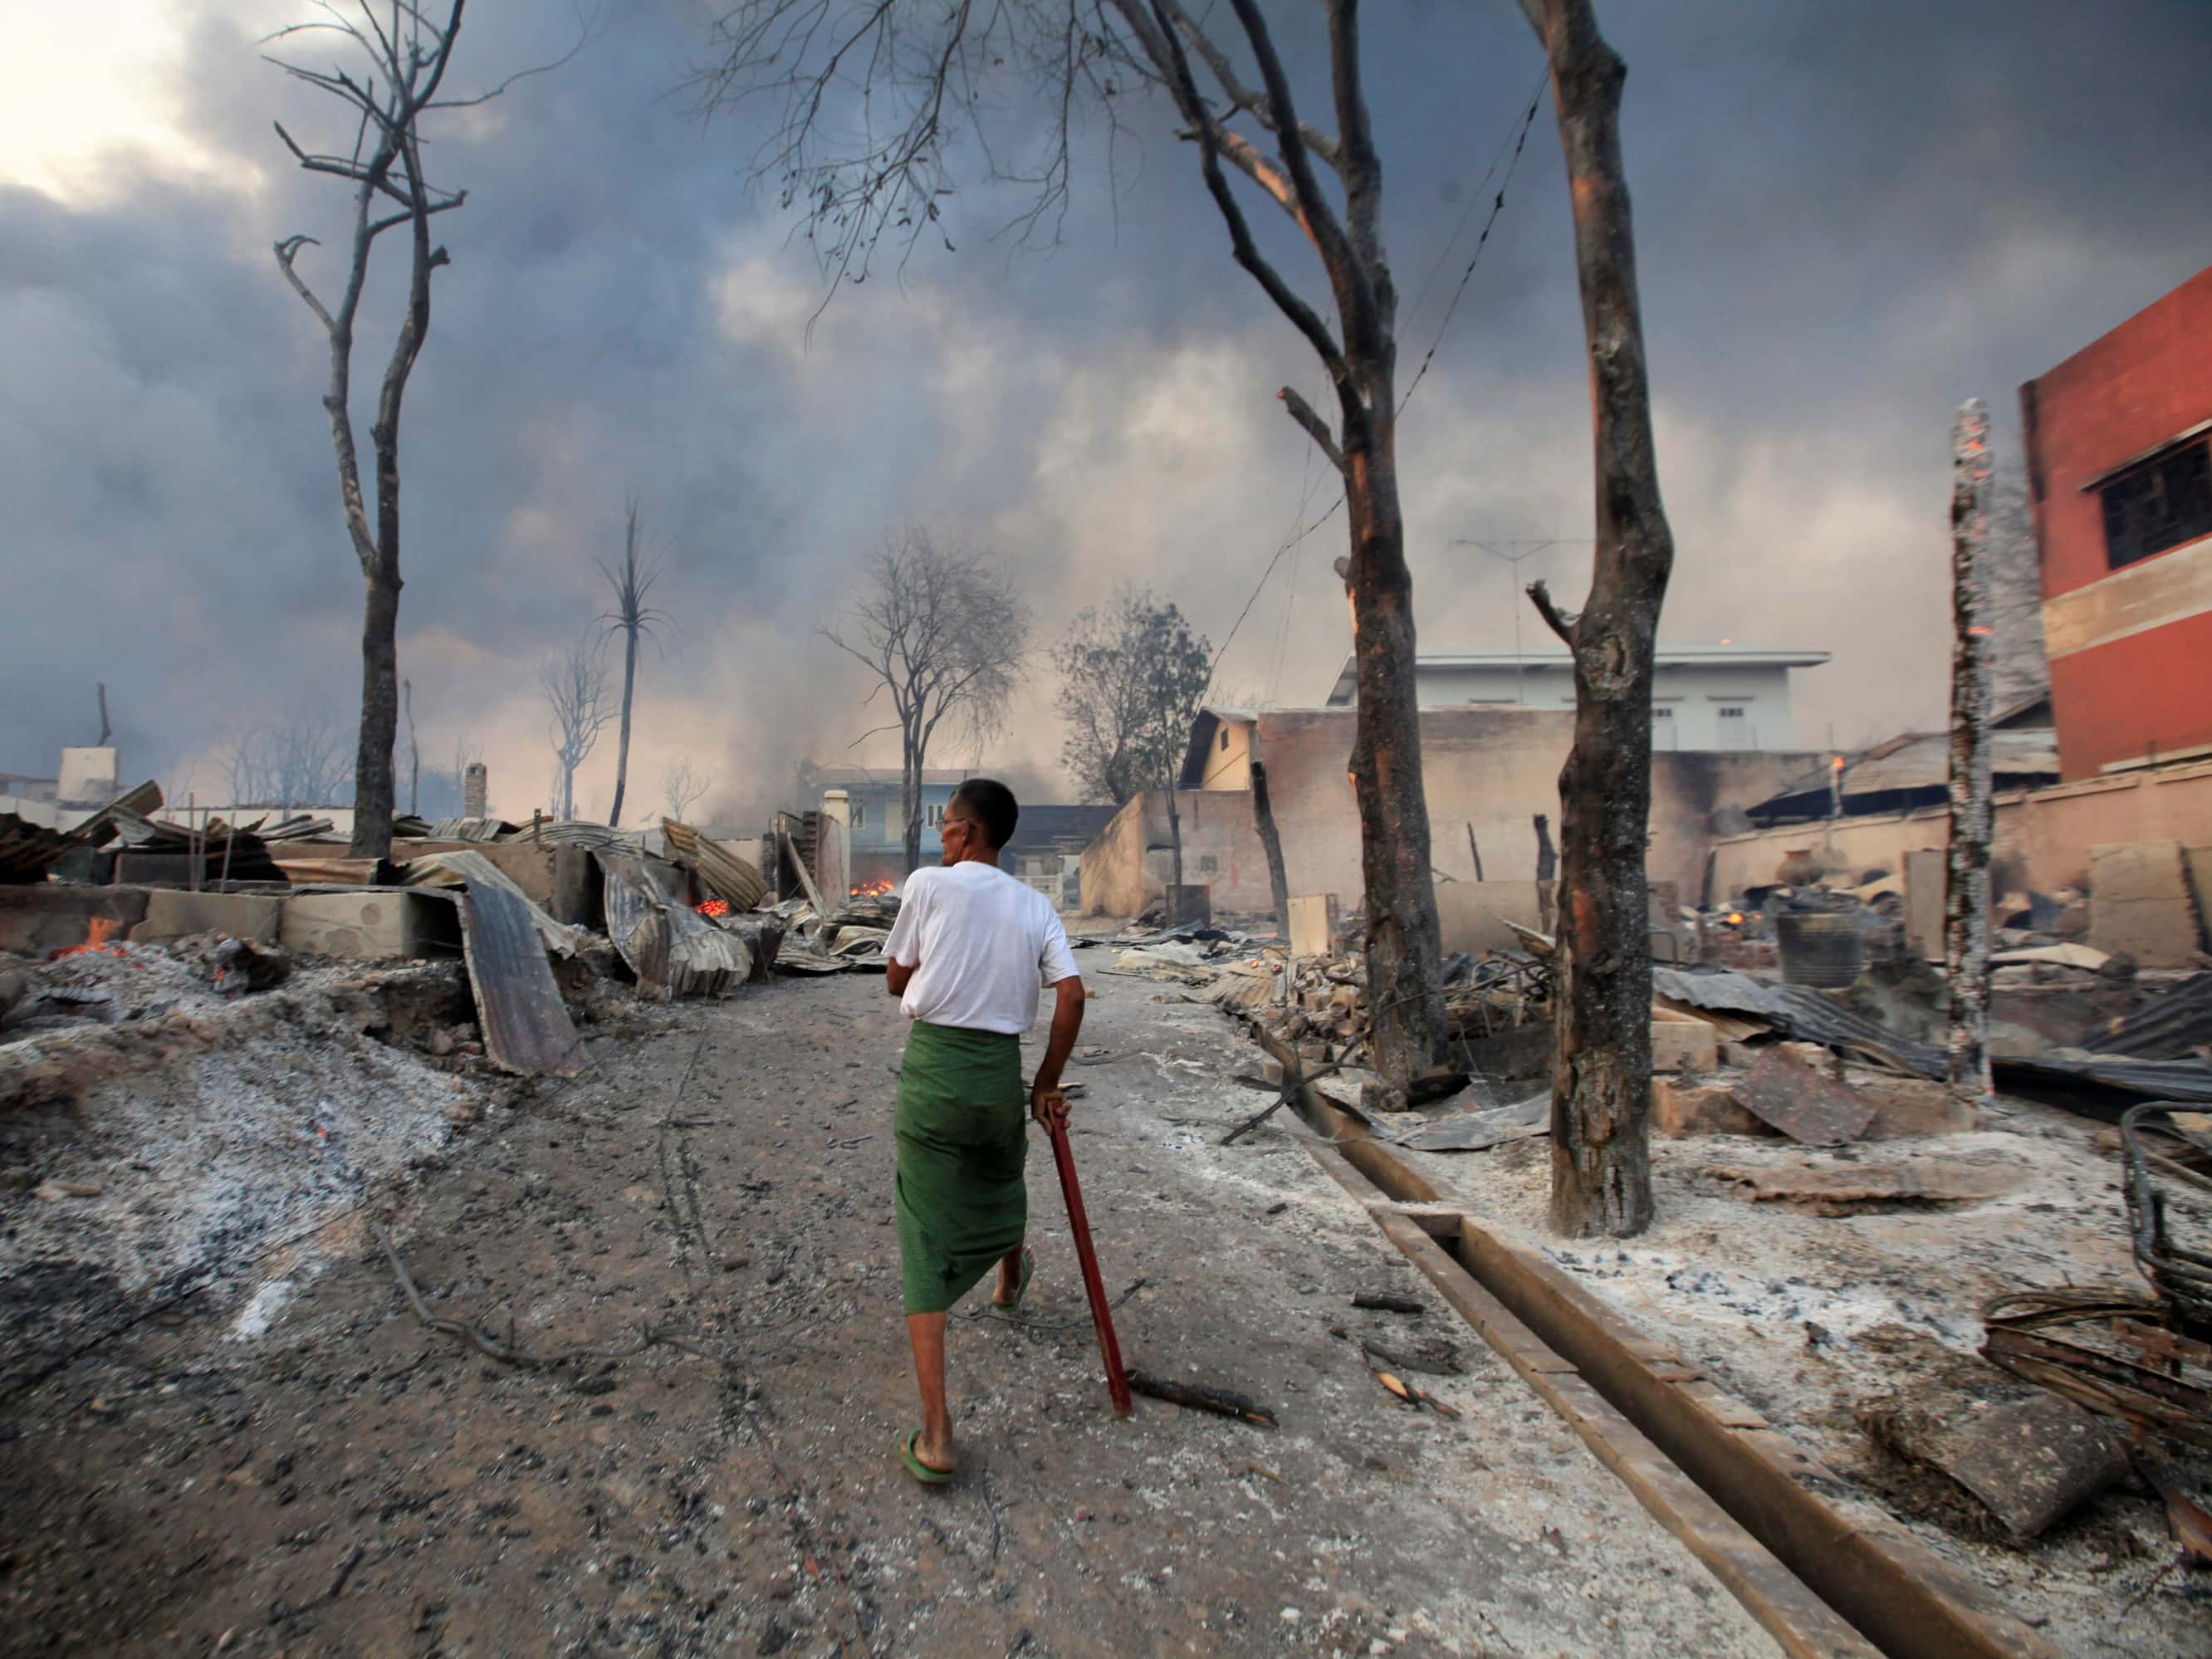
[881,778,1085,1484]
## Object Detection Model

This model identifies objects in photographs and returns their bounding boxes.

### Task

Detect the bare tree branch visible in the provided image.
[540,634,616,821]
[1155,0,1342,171]
[661,757,712,824]
[1278,386,1345,475]
[1526,578,1577,644]
[823,527,1028,871]
[1146,0,1351,390]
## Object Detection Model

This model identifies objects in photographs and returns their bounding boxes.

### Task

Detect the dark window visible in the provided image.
[2101,439,2212,570]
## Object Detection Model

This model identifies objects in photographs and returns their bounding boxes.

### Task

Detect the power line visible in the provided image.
[1209,77,1547,692]
[1397,69,1545,418]
[1398,64,1549,345]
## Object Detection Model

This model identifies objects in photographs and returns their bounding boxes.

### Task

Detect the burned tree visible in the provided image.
[223,722,357,811]
[1517,0,1675,1237]
[1946,399,1995,1104]
[267,1,580,859]
[663,758,712,824]
[824,529,1028,874]
[1055,588,1211,912]
[402,678,421,815]
[540,636,614,822]
[597,495,673,831]
[697,0,1451,1085]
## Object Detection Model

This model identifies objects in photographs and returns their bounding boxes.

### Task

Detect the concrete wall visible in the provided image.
[1648,750,1826,902]
[1711,756,2212,897]
[1084,707,1819,919]
[1079,790,1274,916]
[2024,262,2212,778]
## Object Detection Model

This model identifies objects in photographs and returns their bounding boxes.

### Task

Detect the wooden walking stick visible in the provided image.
[1043,1111,1134,1417]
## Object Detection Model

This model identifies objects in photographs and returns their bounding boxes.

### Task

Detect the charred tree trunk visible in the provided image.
[1164,785,1186,917]
[1522,0,1673,1238]
[1142,0,1448,1091]
[901,731,924,874]
[1251,757,1293,933]
[403,678,420,817]
[355,534,404,857]
[609,622,639,828]
[1343,389,1448,1084]
[1945,399,1994,1103]
[1534,810,1558,936]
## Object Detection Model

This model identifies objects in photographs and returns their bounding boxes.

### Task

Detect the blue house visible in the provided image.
[797,762,1116,900]
[798,763,978,883]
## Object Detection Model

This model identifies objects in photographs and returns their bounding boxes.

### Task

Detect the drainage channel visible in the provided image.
[1286,1079,2058,1659]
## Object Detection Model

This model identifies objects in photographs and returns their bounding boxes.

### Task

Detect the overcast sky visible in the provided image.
[4,0,2209,823]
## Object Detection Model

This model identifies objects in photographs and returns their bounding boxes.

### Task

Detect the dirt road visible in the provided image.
[0,968,1780,1657]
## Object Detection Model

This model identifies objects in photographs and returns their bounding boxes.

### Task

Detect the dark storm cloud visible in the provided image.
[4,0,2210,819]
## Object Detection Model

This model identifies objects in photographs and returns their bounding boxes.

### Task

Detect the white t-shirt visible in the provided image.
[885,861,1081,1035]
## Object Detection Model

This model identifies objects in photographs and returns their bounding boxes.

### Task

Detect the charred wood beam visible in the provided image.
[1945,399,1995,1102]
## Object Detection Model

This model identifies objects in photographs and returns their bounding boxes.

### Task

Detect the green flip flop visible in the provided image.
[898,1428,955,1486]
[991,1247,1035,1317]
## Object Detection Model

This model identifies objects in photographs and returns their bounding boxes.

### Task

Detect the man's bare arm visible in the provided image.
[885,958,917,996]
[1030,976,1086,1125]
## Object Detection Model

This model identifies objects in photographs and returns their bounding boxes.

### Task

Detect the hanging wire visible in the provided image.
[1208,73,1547,689]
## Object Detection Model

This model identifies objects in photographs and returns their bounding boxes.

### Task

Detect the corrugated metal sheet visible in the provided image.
[399,849,580,957]
[1749,730,2060,823]
[662,819,767,910]
[423,816,515,842]
[65,779,162,847]
[2096,972,2212,1060]
[451,871,582,1077]
[596,850,750,998]
[1652,966,2212,1102]
[513,821,635,852]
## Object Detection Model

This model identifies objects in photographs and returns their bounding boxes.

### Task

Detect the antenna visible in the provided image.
[1451,539,1591,703]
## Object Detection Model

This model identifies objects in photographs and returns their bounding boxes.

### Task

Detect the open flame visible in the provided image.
[47,916,126,962]
[696,898,731,918]
[850,878,895,898]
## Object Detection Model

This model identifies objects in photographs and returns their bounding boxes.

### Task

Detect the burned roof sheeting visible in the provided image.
[1747,730,2059,825]
[0,813,76,883]
[2095,972,2212,1060]
[1652,965,2212,1102]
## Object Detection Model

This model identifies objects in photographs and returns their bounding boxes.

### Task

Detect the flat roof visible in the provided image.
[1324,646,1832,704]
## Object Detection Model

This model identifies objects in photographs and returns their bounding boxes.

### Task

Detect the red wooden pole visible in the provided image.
[1045,1115,1133,1417]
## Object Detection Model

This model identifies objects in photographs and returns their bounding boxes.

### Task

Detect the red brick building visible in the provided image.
[2022,262,2212,780]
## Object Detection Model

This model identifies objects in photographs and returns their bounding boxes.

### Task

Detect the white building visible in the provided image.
[1322,645,1830,751]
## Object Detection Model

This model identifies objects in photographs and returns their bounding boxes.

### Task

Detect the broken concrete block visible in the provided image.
[1849,1076,1978,1138]
[2090,840,2206,968]
[1650,1020,1719,1074]
[279,890,459,962]
[1903,846,1946,962]
[1709,1157,2022,1213]
[1730,1048,1875,1144]
[1651,1077,1774,1138]
[1287,893,1340,958]
[130,889,282,946]
[1436,881,1547,955]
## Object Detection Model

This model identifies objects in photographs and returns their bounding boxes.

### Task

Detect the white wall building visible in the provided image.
[1323,645,1830,751]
